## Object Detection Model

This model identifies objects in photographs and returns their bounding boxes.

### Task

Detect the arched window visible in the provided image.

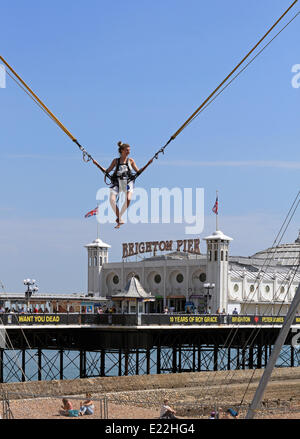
[154,274,161,284]
[113,275,119,285]
[199,273,206,282]
[176,273,184,283]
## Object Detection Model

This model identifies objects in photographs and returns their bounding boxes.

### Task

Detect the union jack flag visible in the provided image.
[84,207,98,218]
[212,197,218,215]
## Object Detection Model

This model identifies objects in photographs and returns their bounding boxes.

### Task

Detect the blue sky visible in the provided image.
[0,0,299,292]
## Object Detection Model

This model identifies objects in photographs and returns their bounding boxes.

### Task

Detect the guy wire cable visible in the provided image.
[196,191,300,407]
[200,254,300,416]
[214,246,300,414]
[237,256,300,415]
[205,194,300,406]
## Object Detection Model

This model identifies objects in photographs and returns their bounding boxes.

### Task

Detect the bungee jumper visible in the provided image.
[93,141,153,228]
[0,0,298,228]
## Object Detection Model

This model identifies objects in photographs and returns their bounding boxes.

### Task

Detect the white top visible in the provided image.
[160,404,172,417]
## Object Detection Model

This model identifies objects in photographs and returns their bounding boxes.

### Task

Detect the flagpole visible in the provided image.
[96,203,100,239]
[216,190,219,231]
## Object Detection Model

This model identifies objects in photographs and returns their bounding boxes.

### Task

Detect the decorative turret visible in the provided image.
[85,237,111,296]
[204,229,233,313]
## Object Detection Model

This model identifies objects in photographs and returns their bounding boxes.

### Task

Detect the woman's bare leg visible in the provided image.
[110,192,120,226]
[118,191,132,226]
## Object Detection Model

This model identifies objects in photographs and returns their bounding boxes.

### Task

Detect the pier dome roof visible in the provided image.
[251,231,300,267]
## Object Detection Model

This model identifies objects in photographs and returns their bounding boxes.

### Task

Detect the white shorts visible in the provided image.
[110,180,134,196]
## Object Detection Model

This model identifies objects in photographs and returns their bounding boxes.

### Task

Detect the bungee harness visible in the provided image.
[110,158,134,187]
[0,0,298,187]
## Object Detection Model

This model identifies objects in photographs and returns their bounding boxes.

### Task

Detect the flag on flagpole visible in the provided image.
[84,207,98,218]
[212,196,218,215]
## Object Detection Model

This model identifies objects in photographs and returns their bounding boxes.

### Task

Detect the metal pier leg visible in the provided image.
[241,348,246,370]
[136,349,139,375]
[236,347,240,370]
[38,348,42,381]
[157,346,161,374]
[172,347,177,373]
[80,350,86,378]
[214,345,218,371]
[0,349,3,383]
[100,349,105,377]
[124,350,129,376]
[60,349,64,380]
[22,349,26,382]
[227,347,231,371]
[118,349,122,376]
[291,345,295,368]
[192,345,196,372]
[257,345,262,369]
[249,347,254,369]
[197,346,201,372]
[146,348,150,375]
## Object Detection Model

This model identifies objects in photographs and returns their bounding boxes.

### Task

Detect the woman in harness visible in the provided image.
[93,141,152,228]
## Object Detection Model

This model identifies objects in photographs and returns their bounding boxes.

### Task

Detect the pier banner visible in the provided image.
[1,313,300,326]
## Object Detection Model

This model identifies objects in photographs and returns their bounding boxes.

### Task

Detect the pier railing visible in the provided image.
[1,313,300,326]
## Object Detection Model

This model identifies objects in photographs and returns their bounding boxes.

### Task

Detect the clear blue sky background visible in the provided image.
[0,0,299,292]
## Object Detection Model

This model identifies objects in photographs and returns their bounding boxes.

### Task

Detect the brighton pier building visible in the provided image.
[85,229,300,315]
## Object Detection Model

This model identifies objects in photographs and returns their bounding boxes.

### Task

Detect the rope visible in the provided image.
[135,2,300,180]
[1,1,298,185]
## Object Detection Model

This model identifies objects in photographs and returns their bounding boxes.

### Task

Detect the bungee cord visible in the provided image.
[1,0,299,185]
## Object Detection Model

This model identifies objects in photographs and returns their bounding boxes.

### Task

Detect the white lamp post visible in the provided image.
[23,279,38,311]
[203,282,215,313]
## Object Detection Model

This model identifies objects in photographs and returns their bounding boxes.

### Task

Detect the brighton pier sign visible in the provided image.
[122,238,200,259]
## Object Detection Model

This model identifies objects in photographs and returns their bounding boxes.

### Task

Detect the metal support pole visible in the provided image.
[246,283,300,419]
